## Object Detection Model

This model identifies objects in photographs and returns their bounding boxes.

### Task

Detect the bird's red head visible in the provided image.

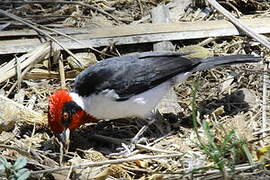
[48,89,94,134]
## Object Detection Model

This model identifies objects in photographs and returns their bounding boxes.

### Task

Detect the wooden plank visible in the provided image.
[1,18,270,54]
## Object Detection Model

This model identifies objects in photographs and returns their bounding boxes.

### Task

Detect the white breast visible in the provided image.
[71,72,190,119]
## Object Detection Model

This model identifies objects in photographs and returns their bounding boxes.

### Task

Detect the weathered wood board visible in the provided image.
[0,18,270,54]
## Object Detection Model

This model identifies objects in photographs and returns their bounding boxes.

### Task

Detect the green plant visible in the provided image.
[191,83,253,179]
[0,156,30,180]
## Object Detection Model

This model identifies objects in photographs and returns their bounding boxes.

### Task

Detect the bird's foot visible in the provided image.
[118,136,148,156]
[117,120,155,155]
[131,124,150,144]
[115,113,164,155]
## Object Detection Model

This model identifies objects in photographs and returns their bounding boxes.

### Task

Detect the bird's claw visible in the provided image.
[118,137,148,155]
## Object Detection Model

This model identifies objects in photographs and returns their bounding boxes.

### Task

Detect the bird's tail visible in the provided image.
[193,55,261,72]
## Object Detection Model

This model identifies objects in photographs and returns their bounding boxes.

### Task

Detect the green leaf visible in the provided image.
[14,157,27,170]
[0,156,8,165]
[15,168,30,180]
[0,156,11,169]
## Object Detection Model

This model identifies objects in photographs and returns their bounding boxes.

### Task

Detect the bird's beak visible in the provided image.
[60,128,70,152]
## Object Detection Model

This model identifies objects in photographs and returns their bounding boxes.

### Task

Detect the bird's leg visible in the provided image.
[131,110,163,144]
[118,111,166,155]
[118,116,156,155]
[131,118,156,144]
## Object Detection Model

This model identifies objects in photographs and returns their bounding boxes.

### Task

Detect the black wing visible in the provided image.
[73,51,200,100]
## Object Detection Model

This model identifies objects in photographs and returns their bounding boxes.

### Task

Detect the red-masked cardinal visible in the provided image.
[48,51,260,147]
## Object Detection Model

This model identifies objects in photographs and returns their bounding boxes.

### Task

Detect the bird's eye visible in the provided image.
[63,112,69,119]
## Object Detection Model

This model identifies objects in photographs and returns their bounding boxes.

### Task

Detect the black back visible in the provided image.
[73,52,200,100]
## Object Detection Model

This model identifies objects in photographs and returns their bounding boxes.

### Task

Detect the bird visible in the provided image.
[48,51,260,147]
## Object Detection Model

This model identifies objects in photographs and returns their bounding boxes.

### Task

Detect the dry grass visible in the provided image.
[0,0,268,179]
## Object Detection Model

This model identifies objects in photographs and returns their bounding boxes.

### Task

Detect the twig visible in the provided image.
[27,123,36,153]
[58,56,66,89]
[29,149,43,163]
[65,164,73,180]
[0,134,15,144]
[219,1,241,18]
[137,0,144,17]
[0,144,32,158]
[205,0,270,50]
[31,153,183,174]
[136,144,179,154]
[34,24,82,44]
[5,81,18,97]
[156,163,261,178]
[192,163,261,178]
[15,56,22,90]
[253,128,270,135]
[262,61,269,137]
[6,56,43,96]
